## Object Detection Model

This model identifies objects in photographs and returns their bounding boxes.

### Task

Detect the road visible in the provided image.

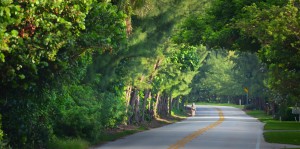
[95,105,299,149]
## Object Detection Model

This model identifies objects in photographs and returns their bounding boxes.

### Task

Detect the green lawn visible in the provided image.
[264,132,300,145]
[194,102,244,109]
[245,110,300,130]
[245,110,274,122]
[265,121,300,130]
[246,110,300,146]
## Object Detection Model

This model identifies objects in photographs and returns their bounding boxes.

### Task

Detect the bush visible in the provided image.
[0,114,6,149]
[276,107,298,121]
[99,92,127,128]
[0,94,54,148]
[53,85,102,142]
[0,114,3,142]
[244,104,256,110]
[53,84,127,143]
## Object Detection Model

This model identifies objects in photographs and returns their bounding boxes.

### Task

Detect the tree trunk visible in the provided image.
[134,91,140,123]
[148,92,152,110]
[176,97,180,110]
[125,86,132,113]
[126,86,132,105]
[142,89,150,122]
[168,96,173,116]
[154,93,160,118]
[128,88,138,124]
[160,94,168,117]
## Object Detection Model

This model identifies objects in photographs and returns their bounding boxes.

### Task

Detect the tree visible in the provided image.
[176,0,300,119]
[0,0,96,147]
[0,0,94,90]
[235,1,300,105]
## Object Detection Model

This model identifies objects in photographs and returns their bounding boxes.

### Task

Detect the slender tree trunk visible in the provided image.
[159,93,166,117]
[126,86,132,105]
[128,88,138,124]
[148,92,152,110]
[161,94,168,117]
[158,95,163,117]
[176,97,180,110]
[134,91,140,123]
[125,86,132,113]
[142,89,150,122]
[154,93,160,118]
[168,96,173,116]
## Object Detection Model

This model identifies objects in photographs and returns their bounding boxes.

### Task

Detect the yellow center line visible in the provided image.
[168,108,225,149]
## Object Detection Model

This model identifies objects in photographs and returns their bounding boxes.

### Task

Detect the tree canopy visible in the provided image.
[0,0,299,148]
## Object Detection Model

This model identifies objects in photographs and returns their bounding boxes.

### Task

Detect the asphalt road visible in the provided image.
[95,105,299,149]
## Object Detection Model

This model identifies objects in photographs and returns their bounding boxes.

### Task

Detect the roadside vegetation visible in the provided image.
[246,110,300,145]
[1,0,300,148]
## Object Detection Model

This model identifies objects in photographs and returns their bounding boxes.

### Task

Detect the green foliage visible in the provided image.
[153,44,208,99]
[53,85,101,142]
[4,0,289,148]
[48,137,89,149]
[0,1,130,147]
[0,0,94,90]
[185,50,265,103]
[1,94,54,148]
[235,1,300,103]
[0,114,7,149]
[99,91,127,128]
[82,2,128,88]
[53,84,126,143]
[244,104,256,110]
[276,106,298,121]
[178,0,300,110]
[171,108,188,117]
[81,2,127,54]
[0,114,2,142]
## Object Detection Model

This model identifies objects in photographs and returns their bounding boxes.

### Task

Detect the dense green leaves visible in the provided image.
[0,0,94,90]
[3,0,300,148]
[178,0,300,109]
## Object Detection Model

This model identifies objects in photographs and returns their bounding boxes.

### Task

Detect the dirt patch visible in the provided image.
[141,116,185,129]
[105,115,187,134]
[117,116,184,133]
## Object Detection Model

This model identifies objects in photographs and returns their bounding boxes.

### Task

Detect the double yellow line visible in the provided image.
[168,108,224,149]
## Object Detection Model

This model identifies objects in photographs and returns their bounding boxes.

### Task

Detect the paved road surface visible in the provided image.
[95,105,300,149]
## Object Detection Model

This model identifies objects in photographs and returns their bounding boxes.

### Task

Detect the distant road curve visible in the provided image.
[94,105,300,149]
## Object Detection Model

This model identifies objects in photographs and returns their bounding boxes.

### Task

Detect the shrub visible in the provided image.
[276,107,298,121]
[53,84,127,143]
[0,91,53,148]
[53,85,102,142]
[0,114,3,142]
[244,104,256,110]
[0,93,54,148]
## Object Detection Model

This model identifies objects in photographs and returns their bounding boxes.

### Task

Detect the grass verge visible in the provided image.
[265,121,300,130]
[194,102,244,109]
[264,131,300,145]
[245,110,300,146]
[245,110,273,122]
[48,138,89,149]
